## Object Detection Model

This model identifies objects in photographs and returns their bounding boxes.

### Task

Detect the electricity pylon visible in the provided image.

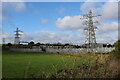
[80,10,101,52]
[14,27,23,44]
[2,31,5,45]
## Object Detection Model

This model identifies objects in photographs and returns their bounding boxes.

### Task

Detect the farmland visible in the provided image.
[2,40,119,79]
[2,50,95,78]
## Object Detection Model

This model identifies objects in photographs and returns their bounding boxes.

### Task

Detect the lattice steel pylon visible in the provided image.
[2,30,5,44]
[80,10,101,52]
[14,27,23,44]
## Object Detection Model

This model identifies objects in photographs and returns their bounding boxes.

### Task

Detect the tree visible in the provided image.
[103,44,107,47]
[65,43,70,46]
[112,40,120,59]
[36,43,41,46]
[114,40,120,52]
[107,44,112,48]
[7,43,12,47]
[28,41,34,46]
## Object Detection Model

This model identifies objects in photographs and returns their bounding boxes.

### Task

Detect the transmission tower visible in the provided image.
[2,30,5,44]
[80,10,101,52]
[14,27,23,44]
[2,37,5,45]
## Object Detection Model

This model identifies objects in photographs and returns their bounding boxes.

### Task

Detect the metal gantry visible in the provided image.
[80,10,101,52]
[14,27,23,44]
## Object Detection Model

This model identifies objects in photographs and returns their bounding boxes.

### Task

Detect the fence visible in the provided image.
[10,47,115,53]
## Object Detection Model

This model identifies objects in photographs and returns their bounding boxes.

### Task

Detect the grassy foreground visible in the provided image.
[2,50,96,78]
[2,40,120,78]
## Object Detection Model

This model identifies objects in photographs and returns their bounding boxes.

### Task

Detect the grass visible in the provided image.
[2,50,95,78]
[2,40,120,78]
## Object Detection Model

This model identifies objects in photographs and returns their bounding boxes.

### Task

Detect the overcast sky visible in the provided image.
[1,1,119,44]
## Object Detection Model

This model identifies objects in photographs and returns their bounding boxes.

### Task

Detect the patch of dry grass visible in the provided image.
[50,53,119,78]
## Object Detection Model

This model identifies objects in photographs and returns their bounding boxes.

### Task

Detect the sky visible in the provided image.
[1,1,119,45]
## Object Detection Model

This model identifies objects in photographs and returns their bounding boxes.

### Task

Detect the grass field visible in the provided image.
[2,50,96,78]
[2,41,119,78]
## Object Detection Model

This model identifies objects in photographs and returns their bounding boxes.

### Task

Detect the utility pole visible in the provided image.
[2,30,5,45]
[80,10,101,52]
[14,27,23,44]
[2,37,5,45]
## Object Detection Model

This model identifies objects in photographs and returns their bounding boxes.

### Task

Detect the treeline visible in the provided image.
[111,40,120,59]
[2,41,114,49]
[2,41,82,48]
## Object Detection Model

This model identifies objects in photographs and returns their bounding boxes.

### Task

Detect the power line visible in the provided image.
[80,10,101,52]
[14,27,23,44]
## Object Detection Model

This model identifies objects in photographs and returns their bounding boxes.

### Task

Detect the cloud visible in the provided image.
[55,2,118,44]
[85,0,118,2]
[97,22,118,34]
[2,0,24,2]
[20,32,34,42]
[2,30,84,44]
[0,3,2,22]
[80,2,102,13]
[56,15,84,30]
[2,2,118,44]
[32,31,85,44]
[80,2,118,21]
[102,22,118,32]
[56,2,118,31]
[3,2,26,12]
[2,28,117,44]
[2,2,26,23]
[96,31,118,44]
[2,0,118,2]
[40,19,49,24]
[101,2,118,20]
[15,2,26,12]
[2,32,14,43]
[95,21,118,44]
[0,16,5,22]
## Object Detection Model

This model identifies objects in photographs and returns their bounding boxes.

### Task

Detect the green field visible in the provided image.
[2,50,95,78]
